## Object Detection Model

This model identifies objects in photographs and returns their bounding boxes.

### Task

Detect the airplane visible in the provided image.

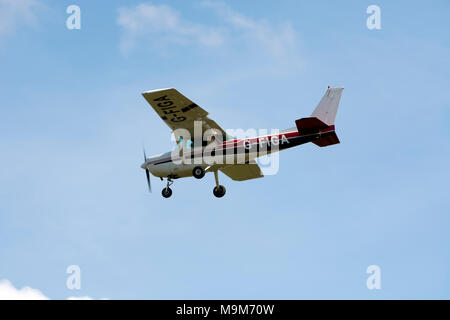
[140,86,343,198]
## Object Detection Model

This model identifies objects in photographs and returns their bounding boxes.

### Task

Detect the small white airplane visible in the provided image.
[141,87,343,198]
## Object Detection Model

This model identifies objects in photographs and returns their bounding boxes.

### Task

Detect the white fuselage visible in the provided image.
[141,130,302,179]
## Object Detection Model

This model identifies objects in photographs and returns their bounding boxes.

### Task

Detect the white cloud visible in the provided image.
[0,0,39,37]
[117,3,224,53]
[202,1,300,63]
[0,279,103,300]
[116,2,301,67]
[0,279,49,300]
[67,296,94,300]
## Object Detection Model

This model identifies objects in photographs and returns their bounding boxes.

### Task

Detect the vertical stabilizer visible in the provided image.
[311,87,344,126]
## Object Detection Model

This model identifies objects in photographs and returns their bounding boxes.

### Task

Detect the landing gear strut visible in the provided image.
[161,178,173,198]
[213,170,226,198]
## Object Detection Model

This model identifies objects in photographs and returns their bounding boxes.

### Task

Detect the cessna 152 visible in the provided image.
[141,87,343,198]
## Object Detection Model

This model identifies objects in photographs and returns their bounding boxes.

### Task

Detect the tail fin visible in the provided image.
[311,87,344,126]
[295,87,343,147]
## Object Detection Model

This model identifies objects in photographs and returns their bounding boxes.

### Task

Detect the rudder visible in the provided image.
[311,87,343,126]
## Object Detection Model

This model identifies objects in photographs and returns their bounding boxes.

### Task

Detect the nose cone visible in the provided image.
[141,162,148,170]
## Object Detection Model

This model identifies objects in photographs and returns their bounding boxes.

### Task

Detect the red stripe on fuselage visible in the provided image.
[147,126,334,165]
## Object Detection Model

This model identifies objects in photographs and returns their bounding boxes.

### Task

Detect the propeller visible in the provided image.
[143,148,151,193]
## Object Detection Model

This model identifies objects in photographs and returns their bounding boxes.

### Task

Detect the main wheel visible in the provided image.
[213,185,226,198]
[192,166,205,179]
[162,187,172,198]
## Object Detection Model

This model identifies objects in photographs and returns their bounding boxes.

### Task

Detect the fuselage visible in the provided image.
[141,125,336,179]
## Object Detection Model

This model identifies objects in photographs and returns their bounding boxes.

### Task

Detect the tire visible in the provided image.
[193,166,205,179]
[213,185,226,198]
[162,187,172,198]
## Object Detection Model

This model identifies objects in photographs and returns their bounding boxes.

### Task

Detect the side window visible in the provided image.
[177,138,194,150]
[185,139,194,149]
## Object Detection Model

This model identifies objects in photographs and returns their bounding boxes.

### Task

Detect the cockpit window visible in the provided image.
[176,138,194,150]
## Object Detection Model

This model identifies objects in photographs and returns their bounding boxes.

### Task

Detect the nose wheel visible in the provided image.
[213,170,226,198]
[161,178,173,198]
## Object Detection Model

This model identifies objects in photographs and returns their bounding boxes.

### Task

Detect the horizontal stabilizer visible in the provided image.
[313,132,340,147]
[295,117,340,147]
[295,117,329,135]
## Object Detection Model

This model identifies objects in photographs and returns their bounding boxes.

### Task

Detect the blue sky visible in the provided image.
[0,0,449,299]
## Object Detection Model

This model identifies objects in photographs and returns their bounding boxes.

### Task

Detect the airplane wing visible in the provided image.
[142,88,227,140]
[219,161,264,181]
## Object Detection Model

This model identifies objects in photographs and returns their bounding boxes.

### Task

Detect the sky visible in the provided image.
[0,0,449,299]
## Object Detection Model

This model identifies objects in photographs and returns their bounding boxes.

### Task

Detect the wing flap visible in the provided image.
[220,161,264,181]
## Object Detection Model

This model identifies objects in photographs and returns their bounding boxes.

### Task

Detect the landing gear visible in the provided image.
[192,166,205,179]
[213,170,226,198]
[162,187,172,198]
[161,178,173,198]
[213,185,226,198]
